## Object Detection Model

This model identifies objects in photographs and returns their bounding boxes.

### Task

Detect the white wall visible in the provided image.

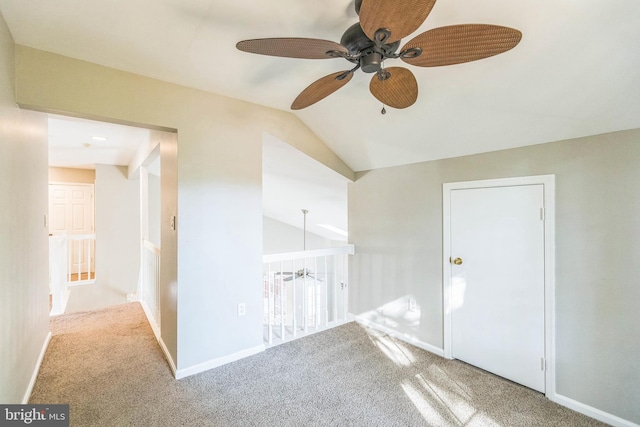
[64,165,141,312]
[263,216,333,254]
[12,45,353,373]
[348,131,640,424]
[0,14,50,403]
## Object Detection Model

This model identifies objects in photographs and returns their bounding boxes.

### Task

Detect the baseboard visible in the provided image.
[175,345,265,380]
[157,336,177,378]
[138,300,176,377]
[551,394,639,427]
[351,314,445,358]
[139,300,161,341]
[49,289,70,316]
[22,331,52,404]
[265,318,352,349]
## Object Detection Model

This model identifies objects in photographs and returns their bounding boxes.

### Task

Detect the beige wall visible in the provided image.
[12,45,354,373]
[156,129,178,364]
[49,166,95,183]
[0,15,49,403]
[348,130,640,424]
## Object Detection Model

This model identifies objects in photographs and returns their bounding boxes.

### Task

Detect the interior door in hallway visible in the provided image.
[49,183,95,273]
[449,184,545,392]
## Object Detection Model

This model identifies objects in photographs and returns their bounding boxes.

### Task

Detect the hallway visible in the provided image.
[30,304,606,427]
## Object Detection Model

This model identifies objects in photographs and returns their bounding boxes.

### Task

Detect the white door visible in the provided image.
[449,184,545,392]
[49,184,95,274]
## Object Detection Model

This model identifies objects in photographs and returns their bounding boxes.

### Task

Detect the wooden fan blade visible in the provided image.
[401,24,522,67]
[369,67,418,109]
[236,38,347,59]
[359,0,437,44]
[291,71,354,110]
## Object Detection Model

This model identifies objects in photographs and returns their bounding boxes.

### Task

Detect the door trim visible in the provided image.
[442,175,556,398]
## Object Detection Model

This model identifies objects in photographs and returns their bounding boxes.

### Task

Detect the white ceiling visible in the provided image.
[2,0,640,172]
[48,114,150,169]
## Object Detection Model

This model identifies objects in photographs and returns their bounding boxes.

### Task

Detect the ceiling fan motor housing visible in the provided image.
[340,23,401,73]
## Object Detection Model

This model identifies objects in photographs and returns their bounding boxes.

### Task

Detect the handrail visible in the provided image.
[143,239,161,256]
[263,244,354,263]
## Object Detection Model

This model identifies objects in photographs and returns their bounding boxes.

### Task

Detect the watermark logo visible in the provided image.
[0,405,68,427]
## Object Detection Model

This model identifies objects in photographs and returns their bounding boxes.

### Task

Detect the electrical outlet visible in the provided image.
[237,303,246,317]
[408,298,417,312]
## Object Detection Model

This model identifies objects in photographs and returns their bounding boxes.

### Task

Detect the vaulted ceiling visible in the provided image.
[1,0,639,172]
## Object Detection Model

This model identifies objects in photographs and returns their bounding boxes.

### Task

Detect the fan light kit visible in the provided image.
[237,0,522,111]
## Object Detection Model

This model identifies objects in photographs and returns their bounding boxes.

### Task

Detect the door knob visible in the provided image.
[451,257,463,265]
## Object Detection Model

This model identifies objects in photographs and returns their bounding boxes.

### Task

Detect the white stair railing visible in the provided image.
[49,233,96,315]
[49,236,70,315]
[141,239,161,331]
[66,234,96,285]
[263,245,354,346]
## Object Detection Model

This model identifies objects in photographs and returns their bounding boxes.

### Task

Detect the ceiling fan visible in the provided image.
[275,268,324,282]
[236,0,522,111]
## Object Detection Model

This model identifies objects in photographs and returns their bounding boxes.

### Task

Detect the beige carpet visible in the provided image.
[30,303,607,426]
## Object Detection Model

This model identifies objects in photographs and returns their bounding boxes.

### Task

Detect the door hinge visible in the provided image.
[541,357,546,371]
[540,207,545,221]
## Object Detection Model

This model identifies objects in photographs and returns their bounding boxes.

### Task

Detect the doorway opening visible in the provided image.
[47,113,164,316]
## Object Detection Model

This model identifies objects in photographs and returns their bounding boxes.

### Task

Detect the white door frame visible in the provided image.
[443,174,556,398]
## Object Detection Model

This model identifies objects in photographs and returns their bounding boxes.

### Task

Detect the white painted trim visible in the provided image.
[351,314,445,358]
[49,285,71,316]
[139,300,176,377]
[263,244,355,263]
[48,181,95,187]
[442,174,556,398]
[143,239,161,255]
[175,345,265,380]
[22,331,52,404]
[140,300,161,342]
[157,337,177,378]
[551,394,639,427]
[264,319,352,349]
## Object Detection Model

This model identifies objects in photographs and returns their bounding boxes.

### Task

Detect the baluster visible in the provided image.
[343,253,348,320]
[324,256,328,327]
[77,239,81,280]
[303,258,307,334]
[280,261,285,342]
[292,259,297,337]
[314,257,319,329]
[267,263,273,345]
[88,238,92,280]
[156,252,161,324]
[333,255,339,323]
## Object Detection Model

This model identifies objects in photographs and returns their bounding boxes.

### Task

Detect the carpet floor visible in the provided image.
[30,303,607,426]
